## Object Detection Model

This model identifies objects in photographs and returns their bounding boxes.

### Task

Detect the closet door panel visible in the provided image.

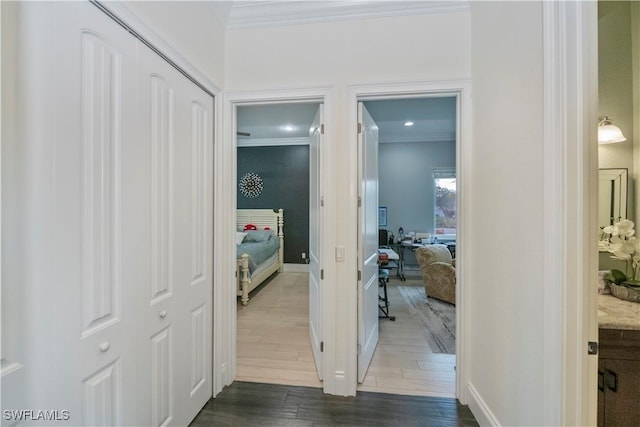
[82,361,120,427]
[149,75,175,306]
[9,3,212,426]
[178,86,213,419]
[27,2,140,424]
[136,44,213,427]
[135,56,177,427]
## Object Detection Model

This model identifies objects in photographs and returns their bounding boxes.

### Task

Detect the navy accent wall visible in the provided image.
[237,145,309,264]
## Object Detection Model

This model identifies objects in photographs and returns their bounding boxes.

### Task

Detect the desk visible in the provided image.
[396,241,423,280]
[378,247,399,261]
[378,247,401,279]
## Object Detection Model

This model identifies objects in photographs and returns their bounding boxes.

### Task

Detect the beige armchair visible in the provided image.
[415,244,456,305]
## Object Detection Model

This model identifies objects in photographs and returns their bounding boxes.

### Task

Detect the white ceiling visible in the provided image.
[210,1,469,29]
[237,97,456,145]
[237,103,321,142]
[364,97,456,144]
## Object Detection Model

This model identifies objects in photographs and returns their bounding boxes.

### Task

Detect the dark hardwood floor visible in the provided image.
[190,381,479,427]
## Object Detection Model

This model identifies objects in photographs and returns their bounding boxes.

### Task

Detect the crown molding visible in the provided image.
[226,1,470,30]
[208,1,233,26]
[237,137,310,147]
[379,133,456,144]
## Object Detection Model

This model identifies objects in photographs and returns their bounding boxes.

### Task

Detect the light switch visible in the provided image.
[335,246,345,262]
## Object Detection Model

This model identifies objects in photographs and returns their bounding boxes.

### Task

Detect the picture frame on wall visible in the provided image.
[378,207,387,227]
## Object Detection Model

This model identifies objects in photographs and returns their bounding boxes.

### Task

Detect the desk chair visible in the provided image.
[378,253,396,321]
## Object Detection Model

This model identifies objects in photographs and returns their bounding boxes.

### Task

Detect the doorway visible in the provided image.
[351,84,469,401]
[357,97,457,397]
[229,97,327,388]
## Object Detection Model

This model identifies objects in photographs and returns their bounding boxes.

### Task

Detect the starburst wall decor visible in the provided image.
[239,172,264,198]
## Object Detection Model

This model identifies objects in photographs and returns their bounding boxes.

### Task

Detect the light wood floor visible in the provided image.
[236,272,456,398]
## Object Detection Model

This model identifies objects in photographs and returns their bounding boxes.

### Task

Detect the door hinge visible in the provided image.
[320,269,324,280]
[358,196,362,207]
[357,270,362,281]
[321,124,325,134]
[604,369,618,392]
[320,341,324,352]
[598,370,605,392]
[321,196,324,207]
[588,341,598,355]
[358,123,362,134]
[357,344,362,354]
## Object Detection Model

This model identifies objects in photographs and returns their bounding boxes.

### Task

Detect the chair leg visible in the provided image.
[378,276,396,321]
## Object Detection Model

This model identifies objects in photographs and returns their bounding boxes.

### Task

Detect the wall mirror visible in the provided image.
[599,168,628,228]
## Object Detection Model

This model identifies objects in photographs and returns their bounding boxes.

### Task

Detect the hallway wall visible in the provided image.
[226,2,554,426]
[225,4,470,399]
[470,2,545,425]
[123,0,226,86]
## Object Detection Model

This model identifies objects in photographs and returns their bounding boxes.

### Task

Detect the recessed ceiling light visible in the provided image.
[283,125,295,132]
[404,121,414,127]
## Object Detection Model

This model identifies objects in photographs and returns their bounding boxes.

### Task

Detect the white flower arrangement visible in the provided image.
[599,219,640,287]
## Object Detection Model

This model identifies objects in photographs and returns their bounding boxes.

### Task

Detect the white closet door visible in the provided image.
[38,2,140,424]
[5,3,213,426]
[135,44,213,427]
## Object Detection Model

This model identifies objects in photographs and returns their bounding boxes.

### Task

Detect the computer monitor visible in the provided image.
[379,229,388,246]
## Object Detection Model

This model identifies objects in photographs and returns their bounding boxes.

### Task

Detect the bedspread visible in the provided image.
[236,235,280,273]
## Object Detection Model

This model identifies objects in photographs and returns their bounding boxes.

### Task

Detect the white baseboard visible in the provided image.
[283,263,309,273]
[467,382,501,426]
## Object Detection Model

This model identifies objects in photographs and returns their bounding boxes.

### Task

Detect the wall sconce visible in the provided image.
[598,116,627,144]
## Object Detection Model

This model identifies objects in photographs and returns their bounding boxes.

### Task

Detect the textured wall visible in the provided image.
[237,145,309,264]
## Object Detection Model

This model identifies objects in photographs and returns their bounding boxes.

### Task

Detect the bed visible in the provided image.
[236,208,284,305]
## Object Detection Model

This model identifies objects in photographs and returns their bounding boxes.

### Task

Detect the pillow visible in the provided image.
[236,231,247,245]
[243,230,273,243]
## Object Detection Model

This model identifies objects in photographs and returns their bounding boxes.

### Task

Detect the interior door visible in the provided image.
[357,102,380,382]
[2,3,212,426]
[308,104,324,380]
[136,42,213,427]
[0,1,151,423]
[44,3,141,424]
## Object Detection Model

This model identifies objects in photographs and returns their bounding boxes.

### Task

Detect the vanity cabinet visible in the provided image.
[597,328,640,427]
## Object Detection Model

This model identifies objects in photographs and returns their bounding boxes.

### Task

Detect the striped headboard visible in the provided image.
[237,208,284,234]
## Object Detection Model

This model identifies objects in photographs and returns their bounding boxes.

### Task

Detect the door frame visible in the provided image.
[347,80,472,401]
[542,2,598,425]
[217,87,335,393]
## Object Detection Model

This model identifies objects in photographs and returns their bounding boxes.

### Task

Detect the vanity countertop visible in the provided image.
[598,294,640,330]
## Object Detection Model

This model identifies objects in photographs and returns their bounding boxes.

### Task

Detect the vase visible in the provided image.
[610,283,640,303]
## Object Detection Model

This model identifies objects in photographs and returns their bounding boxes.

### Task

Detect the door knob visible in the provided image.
[159,310,167,319]
[99,342,111,352]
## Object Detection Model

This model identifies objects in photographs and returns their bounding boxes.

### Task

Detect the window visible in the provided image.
[434,169,456,235]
